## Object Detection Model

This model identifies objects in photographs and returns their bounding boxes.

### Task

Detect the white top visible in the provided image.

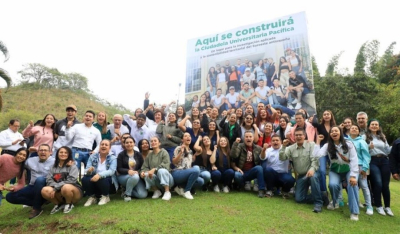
[97,156,107,173]
[107,124,129,145]
[65,123,102,152]
[211,94,225,106]
[226,92,239,104]
[255,86,271,102]
[217,73,226,83]
[144,118,159,138]
[0,128,26,151]
[242,73,255,84]
[289,56,299,66]
[123,114,151,143]
[260,146,289,173]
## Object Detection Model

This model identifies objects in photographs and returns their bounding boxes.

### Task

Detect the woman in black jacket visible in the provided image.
[219,113,242,147]
[117,137,148,201]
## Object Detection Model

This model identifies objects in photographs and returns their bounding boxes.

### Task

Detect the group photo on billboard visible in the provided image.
[185,12,315,117]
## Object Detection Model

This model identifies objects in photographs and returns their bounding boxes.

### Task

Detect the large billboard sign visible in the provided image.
[185,12,315,115]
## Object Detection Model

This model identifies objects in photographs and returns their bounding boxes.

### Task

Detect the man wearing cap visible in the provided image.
[52,105,80,157]
[255,79,273,105]
[225,86,240,110]
[108,114,129,146]
[241,68,255,89]
[239,82,255,108]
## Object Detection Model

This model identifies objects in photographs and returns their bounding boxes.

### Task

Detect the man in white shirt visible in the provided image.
[65,110,102,168]
[239,82,255,108]
[225,86,240,109]
[123,113,150,144]
[260,135,295,198]
[211,88,225,111]
[107,114,129,145]
[241,68,255,88]
[270,78,287,106]
[0,119,26,155]
[255,79,273,105]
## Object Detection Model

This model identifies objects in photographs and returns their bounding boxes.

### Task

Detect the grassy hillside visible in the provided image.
[0,84,134,130]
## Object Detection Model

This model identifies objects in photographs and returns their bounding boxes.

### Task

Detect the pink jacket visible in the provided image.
[289,122,316,143]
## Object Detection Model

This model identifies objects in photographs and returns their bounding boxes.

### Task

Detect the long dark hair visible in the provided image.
[365,119,387,143]
[200,135,211,167]
[327,126,348,160]
[217,137,231,169]
[175,105,186,119]
[278,117,289,140]
[278,56,287,77]
[138,139,151,152]
[320,110,336,126]
[40,114,56,140]
[54,146,73,168]
[15,147,28,179]
[260,122,274,145]
[242,114,256,130]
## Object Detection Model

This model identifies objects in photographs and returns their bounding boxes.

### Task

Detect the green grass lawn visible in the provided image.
[1,181,400,234]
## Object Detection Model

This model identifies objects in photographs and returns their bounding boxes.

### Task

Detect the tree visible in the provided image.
[18,63,54,86]
[0,40,12,111]
[311,56,320,78]
[325,51,343,76]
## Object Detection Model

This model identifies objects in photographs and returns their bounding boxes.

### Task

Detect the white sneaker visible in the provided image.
[350,214,359,221]
[376,206,386,216]
[327,201,337,210]
[152,190,162,199]
[244,182,251,191]
[162,191,171,201]
[294,103,302,109]
[291,99,299,104]
[289,187,295,194]
[366,206,373,215]
[222,186,230,193]
[174,187,184,196]
[253,184,259,192]
[23,205,32,208]
[384,207,394,216]
[287,104,294,110]
[183,191,194,200]
[213,185,220,193]
[84,196,97,207]
[98,195,110,205]
[359,202,364,208]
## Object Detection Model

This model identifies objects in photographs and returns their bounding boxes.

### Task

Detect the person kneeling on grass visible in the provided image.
[171,133,203,200]
[279,128,323,213]
[260,134,295,199]
[6,144,55,219]
[82,140,118,206]
[140,137,174,201]
[231,131,266,198]
[41,146,83,214]
[314,127,360,221]
[117,136,148,202]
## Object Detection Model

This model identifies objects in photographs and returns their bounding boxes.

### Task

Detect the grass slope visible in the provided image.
[0,84,134,130]
[1,180,400,234]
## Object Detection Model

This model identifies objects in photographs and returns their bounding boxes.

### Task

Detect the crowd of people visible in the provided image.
[1,92,400,222]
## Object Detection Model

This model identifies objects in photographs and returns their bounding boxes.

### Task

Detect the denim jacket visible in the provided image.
[85,153,118,190]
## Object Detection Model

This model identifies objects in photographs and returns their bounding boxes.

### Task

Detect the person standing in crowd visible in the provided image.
[140,136,174,201]
[123,113,150,144]
[219,113,241,147]
[217,67,228,96]
[156,113,183,160]
[23,114,56,156]
[280,128,323,213]
[65,110,102,169]
[210,136,234,193]
[207,67,218,97]
[6,144,55,219]
[278,57,291,88]
[0,148,28,205]
[231,131,266,197]
[82,140,117,206]
[256,105,278,134]
[314,127,360,221]
[0,119,26,156]
[340,117,355,138]
[389,136,400,180]
[254,59,266,82]
[53,105,80,157]
[288,112,316,144]
[275,116,291,141]
[241,69,255,90]
[261,135,295,198]
[41,146,82,214]
[365,119,393,216]
[312,110,336,206]
[171,133,202,199]
[117,137,148,202]
[94,111,111,141]
[288,49,306,79]
[228,66,241,92]
[266,58,278,86]
[356,112,368,135]
[108,114,129,145]
[240,114,259,144]
[348,125,373,215]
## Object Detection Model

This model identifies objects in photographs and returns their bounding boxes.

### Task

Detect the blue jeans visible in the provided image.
[117,174,148,199]
[198,168,211,187]
[369,157,391,207]
[234,165,265,190]
[164,147,177,169]
[358,167,372,207]
[6,176,46,210]
[82,175,112,197]
[72,148,90,170]
[318,155,329,192]
[144,168,174,191]
[295,172,323,206]
[271,94,286,105]
[271,104,295,117]
[263,167,295,192]
[211,169,235,187]
[329,171,359,214]
[172,166,202,192]
[0,191,3,206]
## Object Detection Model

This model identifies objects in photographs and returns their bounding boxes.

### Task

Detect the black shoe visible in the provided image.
[29,209,43,219]
[258,189,265,198]
[322,195,329,206]
[313,205,322,213]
